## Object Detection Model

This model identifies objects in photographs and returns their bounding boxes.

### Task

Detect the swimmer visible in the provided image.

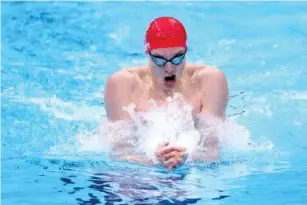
[104,16,229,169]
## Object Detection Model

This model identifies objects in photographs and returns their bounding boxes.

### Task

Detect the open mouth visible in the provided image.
[164,75,176,86]
[164,75,176,82]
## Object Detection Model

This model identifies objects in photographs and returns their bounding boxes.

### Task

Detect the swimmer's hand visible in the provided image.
[154,142,187,170]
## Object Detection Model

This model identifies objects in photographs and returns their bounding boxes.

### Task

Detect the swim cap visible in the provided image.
[144,16,187,53]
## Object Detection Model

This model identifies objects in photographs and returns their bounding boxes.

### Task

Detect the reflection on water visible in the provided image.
[57,169,213,204]
[44,157,253,204]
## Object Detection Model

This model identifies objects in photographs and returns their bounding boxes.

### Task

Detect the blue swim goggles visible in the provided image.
[149,50,187,67]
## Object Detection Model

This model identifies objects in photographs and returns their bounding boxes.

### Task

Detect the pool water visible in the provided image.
[2,2,307,205]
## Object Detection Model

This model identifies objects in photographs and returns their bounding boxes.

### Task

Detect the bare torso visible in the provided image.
[104,63,229,163]
[125,64,207,118]
[104,63,228,123]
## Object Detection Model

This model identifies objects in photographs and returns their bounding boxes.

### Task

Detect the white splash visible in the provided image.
[28,96,105,122]
[45,92,275,165]
[121,94,202,162]
[79,93,272,164]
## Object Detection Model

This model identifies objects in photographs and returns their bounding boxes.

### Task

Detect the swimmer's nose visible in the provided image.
[164,62,175,74]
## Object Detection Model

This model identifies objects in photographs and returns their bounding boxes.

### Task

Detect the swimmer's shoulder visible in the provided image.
[125,66,149,78]
[106,68,133,86]
[105,66,148,91]
[186,64,226,82]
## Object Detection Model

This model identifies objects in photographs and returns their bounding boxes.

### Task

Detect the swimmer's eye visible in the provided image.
[149,51,186,67]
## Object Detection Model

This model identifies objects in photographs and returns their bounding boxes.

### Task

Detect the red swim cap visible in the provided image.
[144,16,187,53]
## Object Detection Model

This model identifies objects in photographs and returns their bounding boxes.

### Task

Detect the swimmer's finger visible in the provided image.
[166,157,182,170]
[163,151,179,161]
[155,142,170,156]
[161,146,186,155]
[165,157,178,169]
[163,150,186,161]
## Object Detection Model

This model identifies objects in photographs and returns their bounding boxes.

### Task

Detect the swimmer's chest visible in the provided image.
[132,87,202,117]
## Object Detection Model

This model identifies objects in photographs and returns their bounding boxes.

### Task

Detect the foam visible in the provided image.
[29,96,105,122]
[87,93,274,164]
[33,93,276,164]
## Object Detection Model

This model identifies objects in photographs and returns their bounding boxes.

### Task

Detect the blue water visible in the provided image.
[2,2,307,205]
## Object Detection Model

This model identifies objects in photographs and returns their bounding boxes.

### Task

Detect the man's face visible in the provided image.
[148,47,187,91]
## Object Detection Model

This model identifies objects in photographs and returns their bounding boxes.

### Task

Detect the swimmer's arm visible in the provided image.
[104,70,135,122]
[198,68,229,119]
[105,72,152,163]
[192,68,229,161]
